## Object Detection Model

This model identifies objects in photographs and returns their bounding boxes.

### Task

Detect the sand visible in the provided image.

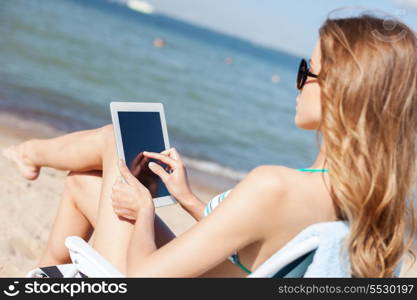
[0,112,416,277]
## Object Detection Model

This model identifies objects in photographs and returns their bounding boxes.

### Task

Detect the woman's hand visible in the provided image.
[143,148,197,207]
[111,159,155,221]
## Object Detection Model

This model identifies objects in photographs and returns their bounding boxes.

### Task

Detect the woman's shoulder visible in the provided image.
[245,164,301,191]
[246,164,329,206]
[247,165,335,220]
[237,165,303,205]
[211,165,313,211]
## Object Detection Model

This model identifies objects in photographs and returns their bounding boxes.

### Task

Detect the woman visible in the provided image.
[3,13,417,277]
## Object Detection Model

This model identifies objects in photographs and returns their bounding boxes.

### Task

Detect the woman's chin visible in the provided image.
[294,116,318,130]
[294,115,305,129]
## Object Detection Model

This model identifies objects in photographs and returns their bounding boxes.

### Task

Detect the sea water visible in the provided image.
[0,0,320,180]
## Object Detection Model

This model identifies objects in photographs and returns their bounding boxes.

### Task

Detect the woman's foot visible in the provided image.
[2,141,40,180]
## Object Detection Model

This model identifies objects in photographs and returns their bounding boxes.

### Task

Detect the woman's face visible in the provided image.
[294,40,322,130]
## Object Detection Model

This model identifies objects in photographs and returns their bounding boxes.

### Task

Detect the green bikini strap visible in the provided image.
[297,168,329,172]
[236,261,252,274]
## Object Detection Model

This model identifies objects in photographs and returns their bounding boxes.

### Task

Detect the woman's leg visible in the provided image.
[38,169,176,269]
[93,126,181,273]
[89,125,140,273]
[3,124,175,272]
[2,125,109,180]
[37,170,101,267]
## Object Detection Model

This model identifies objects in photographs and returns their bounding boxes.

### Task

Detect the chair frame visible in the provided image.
[64,235,319,278]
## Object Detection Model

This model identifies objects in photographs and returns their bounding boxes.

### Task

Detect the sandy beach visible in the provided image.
[0,112,416,277]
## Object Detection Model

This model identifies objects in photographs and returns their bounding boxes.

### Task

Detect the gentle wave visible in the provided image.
[183,156,247,181]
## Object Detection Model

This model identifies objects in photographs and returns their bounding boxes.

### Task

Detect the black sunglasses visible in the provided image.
[297,58,319,90]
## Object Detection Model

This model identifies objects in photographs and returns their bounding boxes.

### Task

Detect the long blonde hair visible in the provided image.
[318,13,417,277]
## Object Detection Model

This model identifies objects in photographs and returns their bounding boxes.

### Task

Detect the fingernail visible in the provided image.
[148,162,155,167]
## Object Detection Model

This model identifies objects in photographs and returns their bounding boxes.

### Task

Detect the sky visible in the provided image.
[143,0,417,57]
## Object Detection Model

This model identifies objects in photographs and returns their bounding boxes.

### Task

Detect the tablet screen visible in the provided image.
[117,111,170,199]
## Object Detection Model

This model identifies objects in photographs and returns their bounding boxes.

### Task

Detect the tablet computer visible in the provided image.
[110,102,176,208]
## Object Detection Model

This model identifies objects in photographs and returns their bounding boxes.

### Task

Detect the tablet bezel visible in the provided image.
[110,101,176,208]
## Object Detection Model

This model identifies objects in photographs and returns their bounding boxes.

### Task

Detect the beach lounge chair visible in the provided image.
[27,220,365,278]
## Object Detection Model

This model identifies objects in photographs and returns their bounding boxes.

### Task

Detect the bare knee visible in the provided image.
[100,123,113,133]
[100,124,115,144]
[98,124,118,163]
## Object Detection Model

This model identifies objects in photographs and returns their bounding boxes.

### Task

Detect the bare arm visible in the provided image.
[124,166,289,277]
[176,193,206,221]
